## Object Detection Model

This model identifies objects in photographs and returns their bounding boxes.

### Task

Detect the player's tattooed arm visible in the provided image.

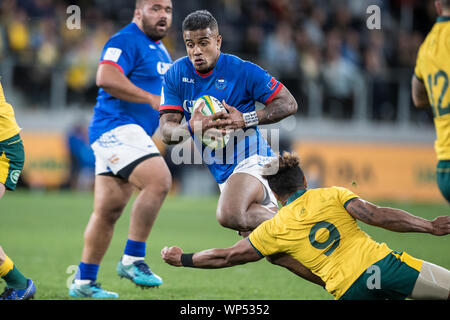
[160,108,231,145]
[159,112,189,145]
[257,85,298,125]
[345,198,450,235]
[220,85,298,129]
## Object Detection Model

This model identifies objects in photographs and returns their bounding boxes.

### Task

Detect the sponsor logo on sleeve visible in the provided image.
[103,47,122,62]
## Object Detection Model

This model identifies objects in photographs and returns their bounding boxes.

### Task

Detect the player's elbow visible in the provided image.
[412,94,429,108]
[96,74,109,89]
[287,98,298,116]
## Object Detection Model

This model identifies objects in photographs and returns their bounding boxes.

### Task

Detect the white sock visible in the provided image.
[75,279,91,285]
[122,254,145,266]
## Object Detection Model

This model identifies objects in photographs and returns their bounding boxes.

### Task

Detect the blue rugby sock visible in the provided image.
[124,239,146,258]
[77,262,99,282]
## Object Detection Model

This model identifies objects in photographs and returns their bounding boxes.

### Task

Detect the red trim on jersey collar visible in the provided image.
[264,82,283,104]
[195,68,214,78]
[100,60,124,74]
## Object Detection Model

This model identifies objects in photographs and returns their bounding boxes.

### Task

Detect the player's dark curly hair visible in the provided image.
[262,152,306,197]
[182,10,219,33]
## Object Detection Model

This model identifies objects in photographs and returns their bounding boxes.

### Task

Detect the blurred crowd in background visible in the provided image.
[0,0,440,191]
[0,0,438,120]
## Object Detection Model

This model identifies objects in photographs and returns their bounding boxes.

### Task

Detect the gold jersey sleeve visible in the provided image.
[249,187,391,300]
[0,81,21,142]
[414,17,450,160]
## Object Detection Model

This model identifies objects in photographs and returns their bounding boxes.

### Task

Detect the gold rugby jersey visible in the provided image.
[0,81,21,142]
[249,187,392,299]
[415,16,450,160]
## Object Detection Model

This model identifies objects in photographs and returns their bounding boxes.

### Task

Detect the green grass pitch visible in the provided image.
[0,191,449,300]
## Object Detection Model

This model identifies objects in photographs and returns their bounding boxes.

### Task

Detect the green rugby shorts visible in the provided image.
[0,133,25,191]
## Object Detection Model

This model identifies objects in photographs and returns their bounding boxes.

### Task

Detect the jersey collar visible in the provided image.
[437,16,450,23]
[285,189,308,206]
[193,52,224,78]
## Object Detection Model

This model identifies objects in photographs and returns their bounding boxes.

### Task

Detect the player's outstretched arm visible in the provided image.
[345,198,450,236]
[161,238,263,268]
[96,63,161,109]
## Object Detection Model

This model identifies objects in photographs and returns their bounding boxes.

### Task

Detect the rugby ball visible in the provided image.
[193,95,230,149]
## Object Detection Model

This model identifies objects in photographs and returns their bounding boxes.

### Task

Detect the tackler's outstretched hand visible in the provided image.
[430,216,450,236]
[161,246,183,267]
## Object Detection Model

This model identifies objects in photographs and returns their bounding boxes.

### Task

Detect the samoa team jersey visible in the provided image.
[0,81,21,142]
[160,53,283,183]
[414,16,450,160]
[249,187,392,300]
[89,22,172,144]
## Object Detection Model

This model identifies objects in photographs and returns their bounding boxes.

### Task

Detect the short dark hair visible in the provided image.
[182,10,219,33]
[262,152,306,197]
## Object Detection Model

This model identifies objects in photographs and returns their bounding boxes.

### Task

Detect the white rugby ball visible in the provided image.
[193,95,230,149]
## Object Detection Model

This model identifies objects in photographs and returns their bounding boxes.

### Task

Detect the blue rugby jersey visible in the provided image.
[89,22,172,144]
[160,53,283,183]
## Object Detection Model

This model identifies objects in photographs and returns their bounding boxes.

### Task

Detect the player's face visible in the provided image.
[137,0,172,41]
[184,28,222,73]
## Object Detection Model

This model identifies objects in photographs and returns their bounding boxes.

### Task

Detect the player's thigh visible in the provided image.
[93,174,134,219]
[128,155,171,194]
[217,173,265,216]
[409,261,450,300]
[436,160,450,203]
[0,183,5,199]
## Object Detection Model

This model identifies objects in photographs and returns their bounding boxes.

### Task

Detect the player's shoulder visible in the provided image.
[309,186,356,198]
[166,56,192,74]
[222,53,263,71]
[106,23,140,45]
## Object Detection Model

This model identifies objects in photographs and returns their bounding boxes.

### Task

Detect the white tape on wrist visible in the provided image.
[243,111,259,127]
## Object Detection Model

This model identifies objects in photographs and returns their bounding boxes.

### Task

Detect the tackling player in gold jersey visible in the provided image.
[413,0,450,203]
[162,153,450,300]
[0,81,36,300]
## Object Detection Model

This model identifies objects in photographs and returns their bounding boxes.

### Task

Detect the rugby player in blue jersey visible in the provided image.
[69,0,173,298]
[159,10,325,286]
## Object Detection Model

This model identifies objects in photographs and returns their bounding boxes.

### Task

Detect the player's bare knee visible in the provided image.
[144,174,171,199]
[93,205,124,225]
[216,206,248,231]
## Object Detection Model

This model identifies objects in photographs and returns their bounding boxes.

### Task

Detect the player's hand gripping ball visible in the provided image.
[193,95,230,149]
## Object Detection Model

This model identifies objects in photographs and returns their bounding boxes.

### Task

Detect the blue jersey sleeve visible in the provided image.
[99,34,137,75]
[244,62,283,104]
[159,65,184,115]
